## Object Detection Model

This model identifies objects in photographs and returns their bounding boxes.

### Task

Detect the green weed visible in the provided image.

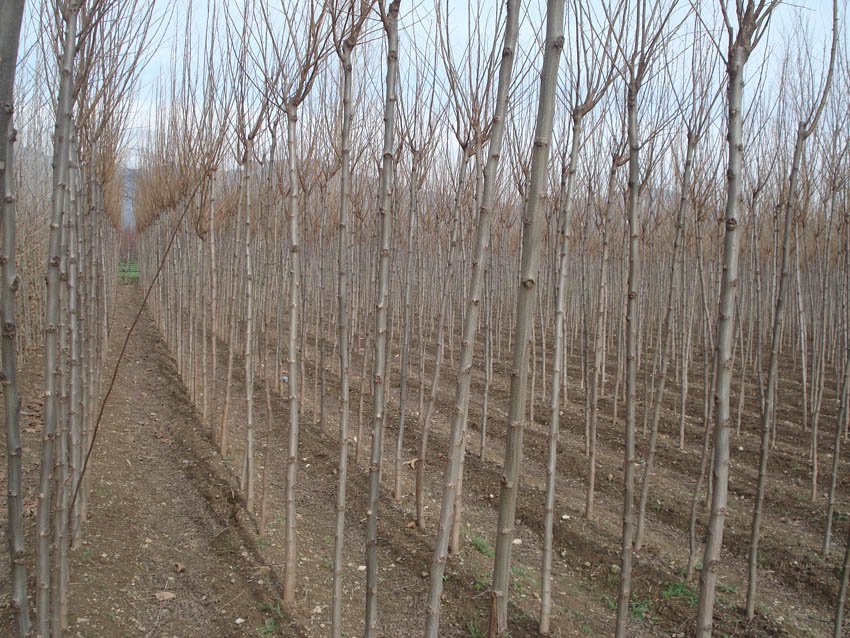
[466,618,484,638]
[118,260,140,284]
[662,580,698,606]
[630,598,652,620]
[256,617,277,636]
[470,535,494,558]
[473,577,490,592]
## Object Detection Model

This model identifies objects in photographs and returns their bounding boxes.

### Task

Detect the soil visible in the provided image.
[2,280,849,637]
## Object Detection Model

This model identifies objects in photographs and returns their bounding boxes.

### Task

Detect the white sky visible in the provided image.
[15,0,844,171]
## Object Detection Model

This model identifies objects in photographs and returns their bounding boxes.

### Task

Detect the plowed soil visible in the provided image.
[2,281,849,637]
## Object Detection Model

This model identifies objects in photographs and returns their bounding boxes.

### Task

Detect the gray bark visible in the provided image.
[0,3,29,633]
[37,7,79,635]
[364,3,400,634]
[489,1,564,633]
[424,1,521,634]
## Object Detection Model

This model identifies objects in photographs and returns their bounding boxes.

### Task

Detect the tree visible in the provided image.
[328,3,371,635]
[487,0,566,634]
[745,1,837,617]
[540,1,618,631]
[0,3,31,634]
[695,3,780,635]
[364,3,400,635]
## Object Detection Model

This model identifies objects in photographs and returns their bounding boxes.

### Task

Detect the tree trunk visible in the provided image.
[283,105,303,603]
[489,2,563,634]
[695,33,751,637]
[540,109,583,635]
[634,132,696,551]
[0,5,29,633]
[424,2,520,635]
[331,29,359,637]
[364,4,400,634]
[37,8,78,634]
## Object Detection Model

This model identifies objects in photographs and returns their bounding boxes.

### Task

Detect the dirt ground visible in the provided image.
[2,281,850,637]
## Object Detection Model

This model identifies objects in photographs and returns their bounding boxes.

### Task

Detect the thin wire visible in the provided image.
[69,178,204,516]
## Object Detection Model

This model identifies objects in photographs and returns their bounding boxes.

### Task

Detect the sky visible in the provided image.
[14,0,843,199]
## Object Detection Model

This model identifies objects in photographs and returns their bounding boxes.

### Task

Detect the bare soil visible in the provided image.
[2,281,849,637]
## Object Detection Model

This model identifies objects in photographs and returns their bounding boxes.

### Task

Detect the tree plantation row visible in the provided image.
[2,0,850,637]
[2,0,144,636]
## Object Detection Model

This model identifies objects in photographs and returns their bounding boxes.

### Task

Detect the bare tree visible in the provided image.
[424,1,520,635]
[364,3,400,635]
[610,4,681,635]
[36,4,81,634]
[745,2,837,618]
[0,2,31,635]
[695,3,779,635]
[487,2,566,635]
[540,1,618,632]
[328,3,371,635]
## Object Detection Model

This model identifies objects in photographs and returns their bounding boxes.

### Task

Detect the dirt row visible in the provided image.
[3,281,848,636]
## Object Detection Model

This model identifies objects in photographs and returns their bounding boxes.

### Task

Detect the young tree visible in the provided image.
[424,1,520,635]
[328,3,371,635]
[487,1,566,634]
[634,16,719,553]
[745,2,837,618]
[611,4,681,634]
[36,5,82,634]
[0,4,31,635]
[695,3,779,635]
[540,2,617,631]
[261,0,329,602]
[364,3,400,635]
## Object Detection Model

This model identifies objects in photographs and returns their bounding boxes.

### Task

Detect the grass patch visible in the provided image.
[256,617,277,636]
[511,565,537,596]
[662,580,698,606]
[466,617,484,638]
[470,535,494,558]
[473,577,490,592]
[630,598,652,620]
[119,259,139,284]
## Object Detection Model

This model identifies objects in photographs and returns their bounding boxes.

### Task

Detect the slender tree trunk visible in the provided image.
[1,78,31,638]
[364,5,400,634]
[393,158,417,499]
[634,132,696,551]
[586,162,616,519]
[331,33,359,638]
[540,109,583,635]
[241,159,256,511]
[283,105,303,603]
[746,103,834,615]
[696,35,752,638]
[614,77,642,638]
[424,3,520,635]
[258,325,273,537]
[37,9,78,634]
[415,153,465,529]
[0,7,28,633]
[489,2,563,634]
[824,345,850,555]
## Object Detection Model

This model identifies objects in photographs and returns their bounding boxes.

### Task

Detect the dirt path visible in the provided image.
[71,284,310,637]
[0,284,302,637]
